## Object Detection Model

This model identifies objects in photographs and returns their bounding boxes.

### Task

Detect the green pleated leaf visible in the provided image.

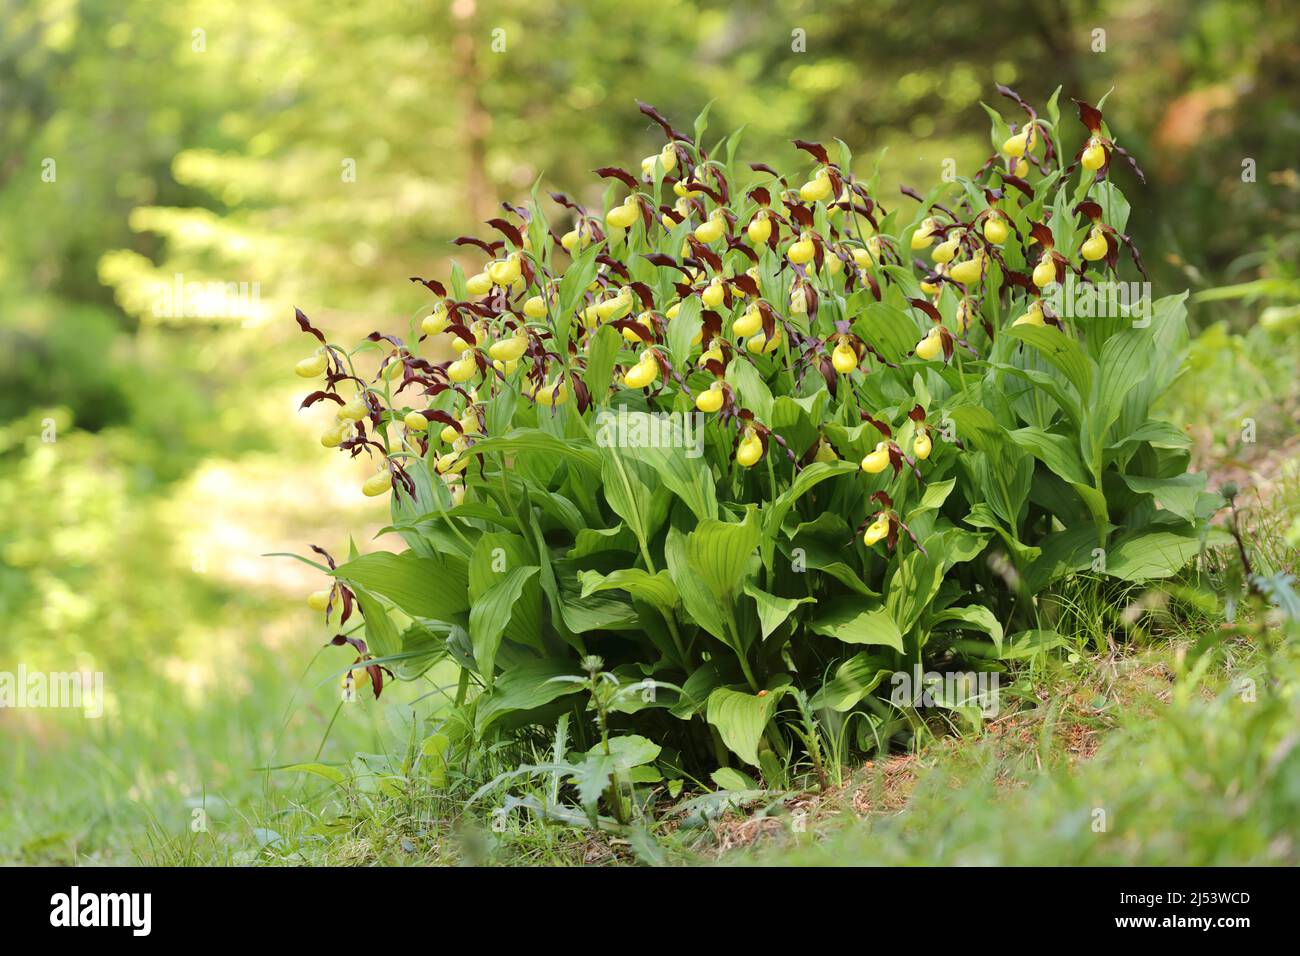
[555,243,600,343]
[666,294,703,367]
[1109,419,1192,452]
[333,550,469,620]
[351,585,402,659]
[471,427,601,473]
[851,299,920,362]
[743,582,815,640]
[1121,473,1207,523]
[810,652,894,711]
[1007,325,1095,402]
[468,565,539,681]
[581,324,622,405]
[992,363,1083,427]
[911,477,957,516]
[475,658,586,732]
[665,525,729,641]
[927,604,1004,653]
[725,358,773,421]
[761,459,857,567]
[687,507,761,601]
[706,684,786,766]
[1009,426,1089,485]
[1001,629,1069,659]
[1105,530,1207,581]
[1093,327,1155,447]
[811,597,904,651]
[468,532,543,651]
[596,411,716,520]
[886,548,945,635]
[600,446,673,549]
[1023,524,1109,593]
[579,567,679,615]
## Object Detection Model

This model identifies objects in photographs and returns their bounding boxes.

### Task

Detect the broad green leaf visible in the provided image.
[927,604,1004,653]
[468,565,539,680]
[1093,327,1155,449]
[992,362,1083,426]
[793,541,879,597]
[1121,473,1207,523]
[600,411,716,520]
[1001,629,1069,659]
[762,459,857,567]
[555,243,600,342]
[568,525,639,558]
[421,733,450,787]
[669,661,725,718]
[770,394,823,460]
[582,324,622,404]
[333,550,469,620]
[964,503,1042,568]
[601,446,673,550]
[687,508,761,602]
[725,358,773,421]
[472,427,602,472]
[527,487,585,536]
[811,597,904,651]
[706,685,785,767]
[475,658,585,732]
[932,527,990,570]
[945,404,1007,455]
[851,299,919,362]
[665,525,729,641]
[911,477,956,516]
[1023,524,1108,593]
[352,586,401,659]
[469,532,543,651]
[743,582,815,640]
[579,567,678,615]
[1105,530,1205,581]
[586,735,661,772]
[666,294,703,366]
[1009,426,1088,485]
[392,621,448,680]
[1007,325,1095,402]
[484,378,518,437]
[1069,479,1110,530]
[810,652,893,711]
[556,565,639,633]
[1109,419,1192,452]
[886,548,945,634]
[711,767,759,791]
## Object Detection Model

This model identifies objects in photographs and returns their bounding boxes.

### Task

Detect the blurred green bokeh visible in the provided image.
[1,0,1297,862]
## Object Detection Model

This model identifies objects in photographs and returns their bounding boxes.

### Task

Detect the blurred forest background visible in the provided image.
[1,0,1297,861]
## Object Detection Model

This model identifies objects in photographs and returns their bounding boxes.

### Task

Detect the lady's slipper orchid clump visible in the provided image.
[284,93,1191,782]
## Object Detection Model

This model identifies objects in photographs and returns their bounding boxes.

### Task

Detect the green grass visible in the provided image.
[1,641,422,865]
